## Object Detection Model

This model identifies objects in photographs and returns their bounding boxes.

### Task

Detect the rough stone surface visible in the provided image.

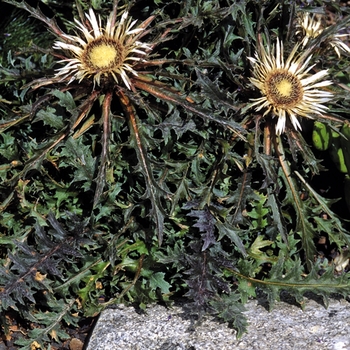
[86,296,350,350]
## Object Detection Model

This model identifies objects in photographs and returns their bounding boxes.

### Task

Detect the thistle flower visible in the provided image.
[296,12,350,58]
[53,8,152,89]
[296,12,323,47]
[248,38,333,135]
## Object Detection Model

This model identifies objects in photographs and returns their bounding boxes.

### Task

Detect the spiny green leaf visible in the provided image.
[34,106,64,129]
[187,205,216,251]
[247,192,269,229]
[209,292,248,338]
[51,89,76,112]
[148,272,171,294]
[247,235,275,264]
[216,221,247,257]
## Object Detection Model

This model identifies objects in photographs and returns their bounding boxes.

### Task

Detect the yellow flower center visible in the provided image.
[83,37,124,72]
[89,43,118,69]
[276,79,293,97]
[265,69,303,108]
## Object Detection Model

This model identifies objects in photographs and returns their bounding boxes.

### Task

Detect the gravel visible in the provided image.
[86,295,350,350]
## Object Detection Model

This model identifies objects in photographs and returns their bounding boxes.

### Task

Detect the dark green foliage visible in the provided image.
[1,0,350,348]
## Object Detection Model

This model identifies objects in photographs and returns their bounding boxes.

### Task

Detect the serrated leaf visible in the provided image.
[229,255,350,312]
[51,90,76,112]
[247,192,269,229]
[187,206,216,251]
[247,235,274,264]
[34,106,64,129]
[216,221,247,257]
[227,172,257,225]
[295,171,350,247]
[209,292,248,338]
[148,272,171,294]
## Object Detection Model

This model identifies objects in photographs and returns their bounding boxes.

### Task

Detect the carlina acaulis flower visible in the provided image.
[53,8,152,89]
[248,38,333,135]
[296,12,350,58]
[296,12,323,47]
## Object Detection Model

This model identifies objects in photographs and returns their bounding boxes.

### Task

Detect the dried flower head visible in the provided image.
[296,12,323,47]
[296,12,350,58]
[53,8,152,89]
[248,38,333,135]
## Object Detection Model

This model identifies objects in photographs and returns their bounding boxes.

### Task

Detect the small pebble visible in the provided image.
[69,338,84,350]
